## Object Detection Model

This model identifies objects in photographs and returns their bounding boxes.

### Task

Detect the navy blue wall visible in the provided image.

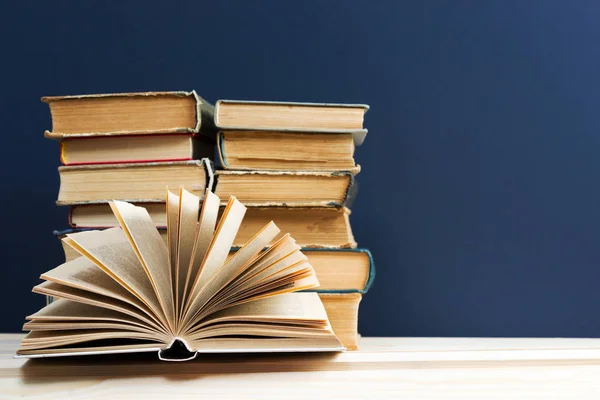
[2,1,600,336]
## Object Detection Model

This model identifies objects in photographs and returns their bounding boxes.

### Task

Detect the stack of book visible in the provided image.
[46,91,217,303]
[211,100,374,350]
[46,92,373,351]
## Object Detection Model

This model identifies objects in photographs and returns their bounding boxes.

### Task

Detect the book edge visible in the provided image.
[215,99,370,110]
[215,127,367,145]
[58,159,207,171]
[42,90,196,102]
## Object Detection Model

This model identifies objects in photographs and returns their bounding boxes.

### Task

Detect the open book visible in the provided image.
[17,188,343,361]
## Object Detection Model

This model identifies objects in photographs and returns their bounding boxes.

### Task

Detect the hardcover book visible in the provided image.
[56,159,214,205]
[43,91,216,140]
[216,131,362,173]
[59,134,214,166]
[214,170,357,208]
[214,100,369,141]
[68,205,357,249]
[18,188,343,360]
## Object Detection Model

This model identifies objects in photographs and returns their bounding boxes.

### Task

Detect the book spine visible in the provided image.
[215,132,228,169]
[59,141,67,164]
[203,158,216,192]
[67,207,74,228]
[325,172,357,208]
[64,157,194,167]
[194,91,217,140]
[342,174,359,208]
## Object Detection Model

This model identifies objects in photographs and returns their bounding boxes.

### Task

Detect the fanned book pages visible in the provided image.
[17,188,344,361]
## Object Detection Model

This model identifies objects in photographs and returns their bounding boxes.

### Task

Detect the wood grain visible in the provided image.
[2,335,600,399]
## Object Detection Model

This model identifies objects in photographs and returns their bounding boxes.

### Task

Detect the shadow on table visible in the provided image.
[19,351,344,384]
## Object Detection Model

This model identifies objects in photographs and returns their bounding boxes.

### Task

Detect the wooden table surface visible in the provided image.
[2,334,600,399]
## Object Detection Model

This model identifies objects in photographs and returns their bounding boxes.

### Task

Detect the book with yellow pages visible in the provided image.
[214,100,369,140]
[216,131,361,174]
[67,205,357,249]
[17,188,343,361]
[43,91,215,139]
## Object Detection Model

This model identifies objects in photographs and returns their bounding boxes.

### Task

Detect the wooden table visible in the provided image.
[2,334,600,398]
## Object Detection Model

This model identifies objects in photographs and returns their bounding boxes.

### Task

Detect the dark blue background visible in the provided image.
[2,0,600,336]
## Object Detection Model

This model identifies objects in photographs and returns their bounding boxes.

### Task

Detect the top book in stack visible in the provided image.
[44,91,216,204]
[214,100,369,174]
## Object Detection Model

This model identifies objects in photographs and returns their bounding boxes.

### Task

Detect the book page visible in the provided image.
[181,197,247,325]
[182,190,219,314]
[175,188,200,316]
[166,190,180,298]
[189,336,343,352]
[216,240,304,301]
[19,329,165,351]
[63,228,167,329]
[207,255,309,313]
[16,342,161,356]
[223,235,299,292]
[185,294,343,351]
[204,266,316,318]
[33,281,165,332]
[198,292,328,325]
[182,221,281,331]
[110,201,175,332]
[42,257,147,312]
[213,275,320,318]
[188,324,333,341]
[24,320,157,333]
[26,299,158,331]
[191,235,300,319]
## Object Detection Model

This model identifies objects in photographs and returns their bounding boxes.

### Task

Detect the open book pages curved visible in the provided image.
[17,188,344,361]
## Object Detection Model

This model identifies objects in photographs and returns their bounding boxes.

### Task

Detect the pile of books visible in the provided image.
[46,91,374,351]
